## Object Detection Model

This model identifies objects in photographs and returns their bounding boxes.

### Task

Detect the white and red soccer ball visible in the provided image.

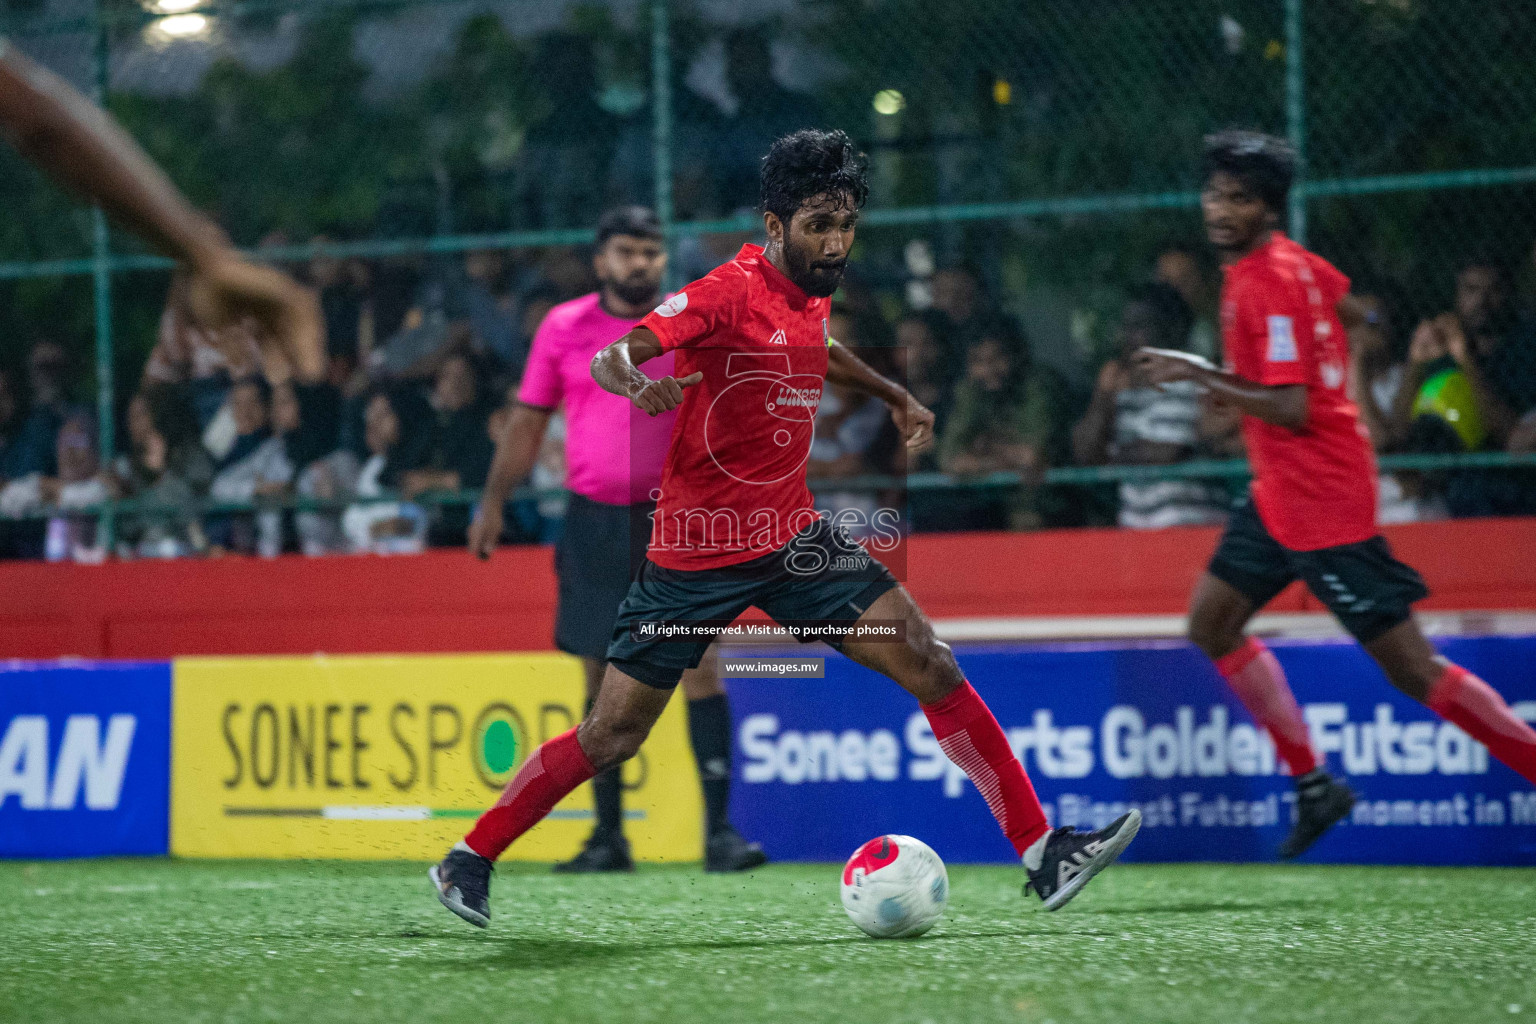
[839,834,949,939]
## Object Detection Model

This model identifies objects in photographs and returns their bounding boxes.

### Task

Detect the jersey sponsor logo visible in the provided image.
[1266,315,1298,362]
[0,714,137,811]
[654,292,688,317]
[703,359,820,486]
[768,384,821,410]
[767,328,787,346]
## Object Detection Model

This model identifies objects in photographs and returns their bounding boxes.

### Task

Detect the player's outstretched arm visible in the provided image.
[0,42,324,382]
[1133,347,1308,430]
[590,327,701,416]
[469,403,553,560]
[826,340,934,450]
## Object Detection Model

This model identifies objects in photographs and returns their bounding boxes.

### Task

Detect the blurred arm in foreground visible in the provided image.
[0,40,323,382]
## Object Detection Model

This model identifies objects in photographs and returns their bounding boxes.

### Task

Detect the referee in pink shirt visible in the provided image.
[469,206,766,873]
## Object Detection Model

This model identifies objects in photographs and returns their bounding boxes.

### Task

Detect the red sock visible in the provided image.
[464,728,597,861]
[1427,664,1536,785]
[922,682,1049,856]
[1215,638,1319,776]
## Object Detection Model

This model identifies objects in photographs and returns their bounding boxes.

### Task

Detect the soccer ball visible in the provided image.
[839,834,948,939]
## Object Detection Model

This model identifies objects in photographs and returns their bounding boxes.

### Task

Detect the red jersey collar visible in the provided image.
[738,243,817,306]
[1226,230,1286,275]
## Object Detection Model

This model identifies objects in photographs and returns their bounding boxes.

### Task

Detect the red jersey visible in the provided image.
[1221,233,1377,550]
[639,244,832,570]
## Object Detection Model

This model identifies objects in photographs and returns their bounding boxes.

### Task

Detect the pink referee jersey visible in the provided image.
[516,292,677,505]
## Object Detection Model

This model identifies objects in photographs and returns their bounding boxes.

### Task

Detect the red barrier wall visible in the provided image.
[1,518,1532,659]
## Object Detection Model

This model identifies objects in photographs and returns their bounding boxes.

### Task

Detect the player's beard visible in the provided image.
[784,244,847,298]
[605,274,662,308]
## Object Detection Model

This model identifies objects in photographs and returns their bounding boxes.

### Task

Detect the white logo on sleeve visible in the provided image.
[768,329,787,345]
[655,293,688,318]
[1266,315,1298,362]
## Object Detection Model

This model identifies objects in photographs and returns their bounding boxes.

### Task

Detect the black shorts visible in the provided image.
[553,494,655,661]
[606,516,901,689]
[1207,495,1429,643]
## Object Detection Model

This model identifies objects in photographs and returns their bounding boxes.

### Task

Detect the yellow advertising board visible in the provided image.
[171,654,702,861]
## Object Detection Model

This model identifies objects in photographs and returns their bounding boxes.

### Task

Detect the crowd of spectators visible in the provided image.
[3,235,1536,563]
[0,242,576,561]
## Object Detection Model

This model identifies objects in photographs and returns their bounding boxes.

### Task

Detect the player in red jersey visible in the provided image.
[1136,131,1536,859]
[431,129,1141,927]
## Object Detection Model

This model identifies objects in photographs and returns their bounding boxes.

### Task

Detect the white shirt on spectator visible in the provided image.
[1112,381,1228,529]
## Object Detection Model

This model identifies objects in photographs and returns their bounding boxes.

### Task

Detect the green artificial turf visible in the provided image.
[2,859,1533,1024]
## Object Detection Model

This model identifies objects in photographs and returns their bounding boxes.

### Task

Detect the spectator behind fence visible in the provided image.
[818,307,903,528]
[1405,258,1533,448]
[114,386,213,558]
[893,312,958,473]
[0,345,90,558]
[1072,283,1230,529]
[455,249,525,376]
[9,339,77,479]
[0,412,109,562]
[1154,244,1220,361]
[483,382,566,545]
[1345,287,1449,523]
[1405,257,1536,516]
[930,266,992,357]
[369,264,474,381]
[0,366,23,481]
[938,319,1069,530]
[343,387,431,554]
[308,239,375,385]
[403,352,495,545]
[206,378,293,557]
[271,380,354,556]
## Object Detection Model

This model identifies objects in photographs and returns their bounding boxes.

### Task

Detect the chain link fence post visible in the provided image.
[90,0,115,553]
[651,0,676,292]
[1285,0,1307,246]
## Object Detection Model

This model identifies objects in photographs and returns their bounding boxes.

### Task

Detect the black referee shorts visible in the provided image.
[1207,495,1429,644]
[606,516,901,690]
[553,493,655,661]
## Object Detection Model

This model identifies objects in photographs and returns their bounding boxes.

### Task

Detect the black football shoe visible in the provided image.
[553,829,634,873]
[429,847,492,929]
[1024,809,1142,912]
[704,824,769,873]
[1278,769,1356,860]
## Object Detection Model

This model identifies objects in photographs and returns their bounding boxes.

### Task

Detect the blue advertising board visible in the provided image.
[0,661,172,858]
[726,637,1536,866]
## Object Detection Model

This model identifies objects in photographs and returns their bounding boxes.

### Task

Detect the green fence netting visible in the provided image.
[1,0,1534,553]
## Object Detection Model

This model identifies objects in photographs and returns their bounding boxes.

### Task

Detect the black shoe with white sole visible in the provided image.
[704,825,768,873]
[1278,769,1356,860]
[430,848,492,929]
[1024,809,1142,912]
[553,829,634,873]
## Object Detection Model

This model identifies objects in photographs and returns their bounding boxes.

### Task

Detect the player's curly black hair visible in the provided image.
[760,128,870,223]
[1201,129,1296,215]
